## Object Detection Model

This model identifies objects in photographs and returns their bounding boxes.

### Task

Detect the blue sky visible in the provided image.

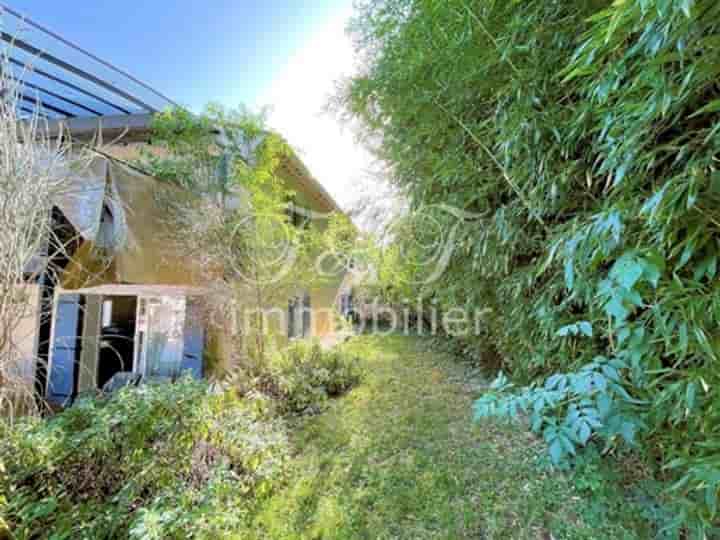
[10,1,374,209]
[12,0,351,108]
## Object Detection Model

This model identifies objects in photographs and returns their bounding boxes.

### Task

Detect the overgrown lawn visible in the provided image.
[250,335,649,539]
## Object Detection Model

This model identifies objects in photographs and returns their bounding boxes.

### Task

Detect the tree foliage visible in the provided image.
[141,105,307,364]
[341,0,720,533]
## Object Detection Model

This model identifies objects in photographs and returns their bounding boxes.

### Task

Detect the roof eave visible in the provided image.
[40,112,154,142]
[43,113,343,215]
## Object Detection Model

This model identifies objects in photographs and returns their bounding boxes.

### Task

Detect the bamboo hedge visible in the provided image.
[342,0,720,533]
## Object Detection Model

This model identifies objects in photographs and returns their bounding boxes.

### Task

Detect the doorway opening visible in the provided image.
[47,286,206,406]
[97,296,137,389]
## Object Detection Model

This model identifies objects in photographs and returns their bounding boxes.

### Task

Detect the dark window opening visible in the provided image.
[288,293,312,339]
[286,202,310,229]
[97,296,137,390]
[288,297,298,338]
[302,293,311,337]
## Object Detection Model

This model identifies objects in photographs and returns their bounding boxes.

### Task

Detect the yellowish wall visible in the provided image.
[5,284,40,393]
[112,163,205,285]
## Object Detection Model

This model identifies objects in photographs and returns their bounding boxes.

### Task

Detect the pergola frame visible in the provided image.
[0,3,179,119]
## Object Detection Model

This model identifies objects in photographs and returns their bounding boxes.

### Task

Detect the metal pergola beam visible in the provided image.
[9,57,131,115]
[20,93,75,117]
[39,113,153,140]
[1,32,157,113]
[0,3,181,110]
[20,79,102,116]
[19,104,48,117]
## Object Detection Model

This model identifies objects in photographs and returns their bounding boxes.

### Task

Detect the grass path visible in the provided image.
[251,335,643,539]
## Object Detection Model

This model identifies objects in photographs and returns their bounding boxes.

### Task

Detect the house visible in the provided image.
[4,11,349,408]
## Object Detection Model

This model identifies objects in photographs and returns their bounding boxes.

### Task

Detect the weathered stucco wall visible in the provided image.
[112,162,205,286]
[5,284,41,394]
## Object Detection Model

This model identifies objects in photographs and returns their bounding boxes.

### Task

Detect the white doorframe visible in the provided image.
[133,296,148,376]
[133,295,186,378]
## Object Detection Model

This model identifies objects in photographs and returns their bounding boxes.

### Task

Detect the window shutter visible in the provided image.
[181,298,205,379]
[47,294,83,406]
[302,293,311,337]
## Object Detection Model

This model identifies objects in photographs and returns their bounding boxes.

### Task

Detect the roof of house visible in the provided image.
[41,113,343,214]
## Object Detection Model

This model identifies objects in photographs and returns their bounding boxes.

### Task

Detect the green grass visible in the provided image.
[247,335,650,539]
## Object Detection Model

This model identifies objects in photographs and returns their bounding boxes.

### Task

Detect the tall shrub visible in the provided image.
[140,106,343,369]
[0,57,87,417]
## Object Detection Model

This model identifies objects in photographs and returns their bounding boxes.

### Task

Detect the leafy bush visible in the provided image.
[0,379,289,539]
[264,341,364,415]
[460,331,647,469]
[342,0,720,534]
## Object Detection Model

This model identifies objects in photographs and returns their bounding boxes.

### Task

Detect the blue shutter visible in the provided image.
[47,294,82,406]
[181,298,205,379]
[288,298,295,338]
[302,293,311,337]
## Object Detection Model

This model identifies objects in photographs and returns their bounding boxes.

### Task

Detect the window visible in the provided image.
[101,299,113,328]
[288,293,312,338]
[302,293,311,337]
[288,297,297,338]
[287,202,310,229]
[139,297,185,379]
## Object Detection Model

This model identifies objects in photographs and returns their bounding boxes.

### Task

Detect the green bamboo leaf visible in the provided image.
[579,321,593,337]
[619,421,637,444]
[686,382,696,411]
[578,422,592,445]
[564,258,575,291]
[641,186,667,219]
[679,323,689,357]
[676,240,695,270]
[549,439,564,464]
[606,298,629,321]
[556,325,573,337]
[643,252,665,287]
[602,364,620,382]
[680,0,692,17]
[593,373,608,392]
[694,327,717,361]
[598,393,613,417]
[610,254,644,289]
[706,485,718,517]
[560,434,577,455]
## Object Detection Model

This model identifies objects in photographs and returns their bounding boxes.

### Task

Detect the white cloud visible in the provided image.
[257,5,375,212]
